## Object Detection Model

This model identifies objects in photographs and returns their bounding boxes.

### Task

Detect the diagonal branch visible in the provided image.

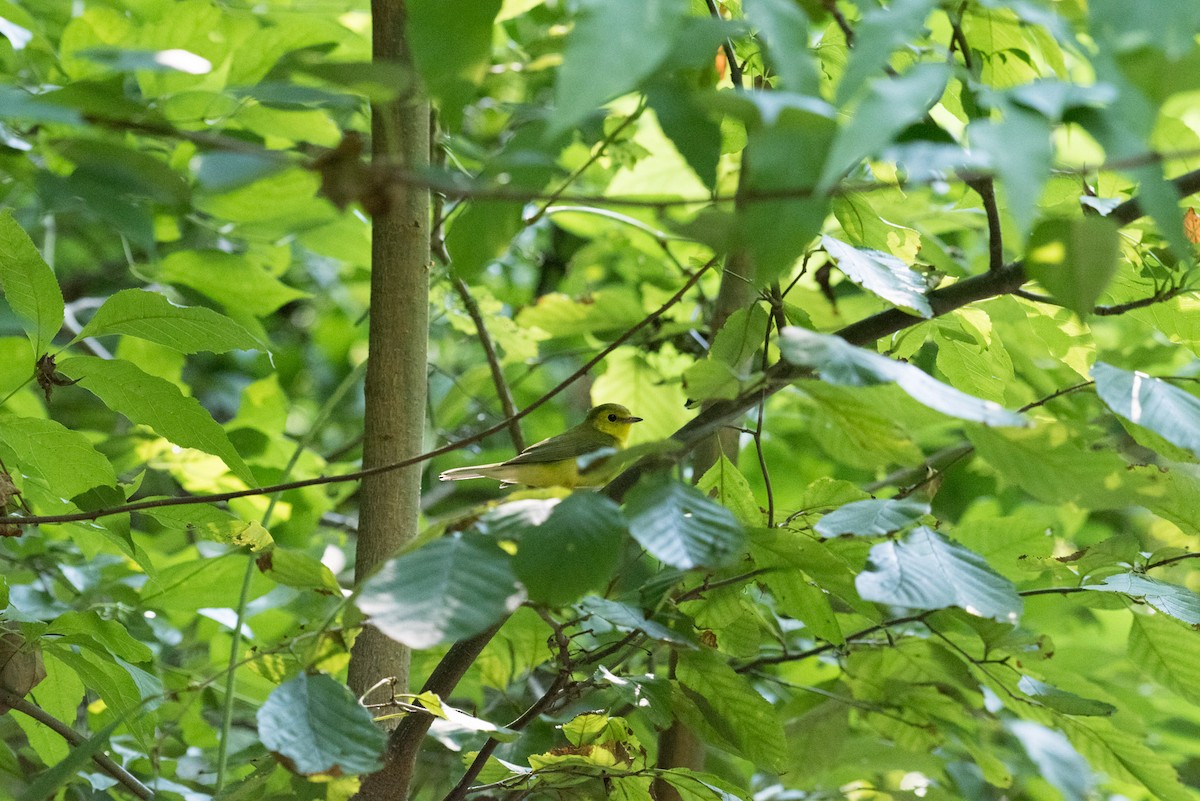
[451,277,525,452]
[0,688,155,800]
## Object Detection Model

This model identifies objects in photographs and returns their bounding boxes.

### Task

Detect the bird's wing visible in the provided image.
[501,425,619,465]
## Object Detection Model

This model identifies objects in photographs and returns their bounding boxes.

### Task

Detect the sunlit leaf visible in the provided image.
[856,526,1023,622]
[1084,573,1200,625]
[73,289,264,354]
[778,327,1026,426]
[59,356,256,486]
[1093,362,1200,458]
[821,235,933,317]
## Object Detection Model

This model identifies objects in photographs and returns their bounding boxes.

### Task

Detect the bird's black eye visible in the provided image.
[607,413,618,422]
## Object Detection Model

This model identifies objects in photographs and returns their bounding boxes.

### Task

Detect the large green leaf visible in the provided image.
[552,0,686,132]
[778,327,1026,426]
[1024,218,1121,315]
[257,673,385,776]
[1008,721,1094,801]
[1084,573,1200,625]
[356,534,522,649]
[1127,611,1200,704]
[0,211,63,356]
[736,104,835,283]
[815,498,930,538]
[513,493,625,606]
[154,250,308,316]
[1060,716,1192,801]
[0,414,117,497]
[407,0,502,125]
[58,356,256,486]
[72,289,264,354]
[676,648,787,770]
[1093,362,1200,458]
[835,0,937,103]
[819,64,949,190]
[821,235,933,317]
[624,473,745,569]
[855,526,1023,622]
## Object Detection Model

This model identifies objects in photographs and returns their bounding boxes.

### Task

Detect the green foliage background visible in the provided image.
[1,0,1200,799]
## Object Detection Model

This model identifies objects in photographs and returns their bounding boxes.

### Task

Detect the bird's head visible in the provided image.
[586,403,643,445]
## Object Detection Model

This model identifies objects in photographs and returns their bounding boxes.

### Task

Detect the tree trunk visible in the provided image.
[347,0,430,718]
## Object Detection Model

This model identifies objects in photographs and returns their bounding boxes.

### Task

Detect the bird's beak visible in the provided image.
[625,416,643,423]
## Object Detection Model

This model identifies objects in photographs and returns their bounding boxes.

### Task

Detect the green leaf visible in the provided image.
[578,596,693,645]
[814,498,930,538]
[1084,573,1200,625]
[836,0,937,103]
[552,0,686,132]
[356,534,522,649]
[736,106,835,283]
[969,107,1054,241]
[257,673,385,776]
[0,415,117,497]
[625,473,746,569]
[513,493,625,606]
[778,327,1027,426]
[17,711,126,801]
[1009,721,1094,801]
[856,526,1023,622]
[56,138,190,208]
[1024,217,1121,315]
[696,456,761,527]
[646,82,721,189]
[821,235,933,317]
[1017,676,1115,716]
[73,289,264,354]
[155,250,308,316]
[1127,611,1200,704]
[1093,363,1200,458]
[59,356,256,486]
[676,648,788,770]
[820,64,949,191]
[46,611,153,663]
[75,46,212,74]
[1060,716,1192,801]
[745,0,818,95]
[408,0,501,123]
[0,210,64,356]
[259,548,342,593]
[658,768,751,801]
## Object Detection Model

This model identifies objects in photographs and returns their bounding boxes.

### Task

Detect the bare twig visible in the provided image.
[451,277,525,451]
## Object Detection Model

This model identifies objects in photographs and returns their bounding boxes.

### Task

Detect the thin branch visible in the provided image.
[965,176,1004,272]
[822,0,855,44]
[526,100,648,225]
[0,688,155,801]
[451,277,525,452]
[1,259,717,528]
[1015,284,1191,316]
[705,0,744,88]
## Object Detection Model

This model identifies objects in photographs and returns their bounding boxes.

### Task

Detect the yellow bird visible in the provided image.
[439,403,643,488]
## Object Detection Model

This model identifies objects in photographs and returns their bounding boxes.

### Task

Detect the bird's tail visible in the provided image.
[439,463,505,482]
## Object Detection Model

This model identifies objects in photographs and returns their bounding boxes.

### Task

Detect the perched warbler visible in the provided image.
[439,403,643,488]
